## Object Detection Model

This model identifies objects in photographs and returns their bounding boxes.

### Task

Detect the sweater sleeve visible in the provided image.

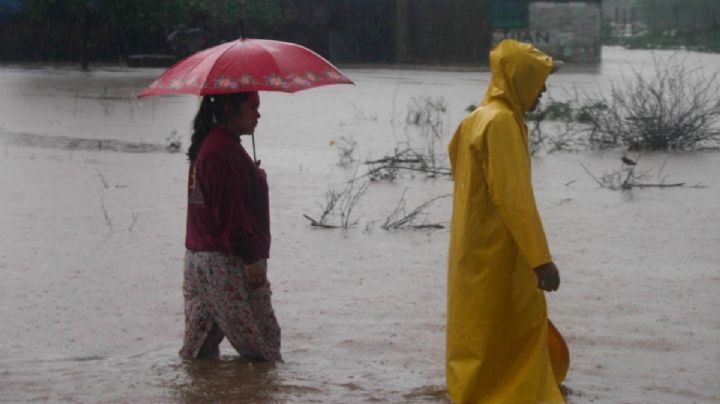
[482,112,552,269]
[200,147,260,265]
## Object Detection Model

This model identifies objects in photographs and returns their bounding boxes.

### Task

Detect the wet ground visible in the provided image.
[1,47,719,403]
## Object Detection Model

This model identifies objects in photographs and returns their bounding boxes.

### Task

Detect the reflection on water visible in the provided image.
[1,131,180,153]
[2,351,316,403]
[170,358,283,403]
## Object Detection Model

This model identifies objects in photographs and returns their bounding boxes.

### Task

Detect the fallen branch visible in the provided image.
[100,195,113,231]
[363,147,452,181]
[382,190,450,230]
[365,157,425,165]
[632,182,706,188]
[303,188,342,228]
[339,180,369,230]
[303,179,368,230]
[128,212,139,232]
[363,165,452,181]
[411,224,445,229]
[96,170,109,189]
[302,214,339,229]
[579,159,706,191]
[632,183,685,188]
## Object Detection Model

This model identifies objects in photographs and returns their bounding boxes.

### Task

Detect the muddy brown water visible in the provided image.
[2,47,719,403]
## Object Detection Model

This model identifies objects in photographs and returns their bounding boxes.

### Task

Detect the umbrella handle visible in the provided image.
[251,133,257,163]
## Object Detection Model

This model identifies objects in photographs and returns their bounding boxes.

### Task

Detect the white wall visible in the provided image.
[492,1,602,63]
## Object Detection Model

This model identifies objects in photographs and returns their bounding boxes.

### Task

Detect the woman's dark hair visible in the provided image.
[187,92,254,161]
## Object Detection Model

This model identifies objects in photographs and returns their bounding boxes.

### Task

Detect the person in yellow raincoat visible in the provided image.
[446,39,566,403]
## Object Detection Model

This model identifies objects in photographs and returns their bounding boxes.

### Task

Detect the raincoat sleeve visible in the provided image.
[201,148,260,265]
[482,112,552,268]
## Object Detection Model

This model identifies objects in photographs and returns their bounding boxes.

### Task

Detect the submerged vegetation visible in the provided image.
[576,55,720,151]
[524,54,720,153]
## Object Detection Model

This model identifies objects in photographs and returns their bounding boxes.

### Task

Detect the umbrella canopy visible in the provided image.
[138,38,353,98]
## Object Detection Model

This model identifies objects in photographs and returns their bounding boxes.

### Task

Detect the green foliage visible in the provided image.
[243,0,286,35]
[606,0,720,52]
[543,101,573,121]
[575,102,607,123]
[622,31,720,53]
[6,0,289,62]
[524,99,585,155]
[600,17,615,45]
[21,0,86,21]
[526,100,575,123]
[635,0,719,35]
[525,99,608,124]
[98,0,189,33]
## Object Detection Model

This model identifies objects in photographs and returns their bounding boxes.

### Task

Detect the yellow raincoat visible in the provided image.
[446,40,565,403]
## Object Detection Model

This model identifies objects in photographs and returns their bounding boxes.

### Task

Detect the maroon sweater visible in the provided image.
[185,126,270,264]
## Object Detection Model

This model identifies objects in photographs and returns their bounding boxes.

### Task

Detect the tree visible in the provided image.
[10,0,289,65]
[636,0,719,34]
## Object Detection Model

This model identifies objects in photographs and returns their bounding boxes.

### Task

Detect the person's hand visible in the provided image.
[533,262,560,292]
[244,259,268,289]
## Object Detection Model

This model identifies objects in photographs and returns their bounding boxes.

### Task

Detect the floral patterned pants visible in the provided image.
[179,251,282,362]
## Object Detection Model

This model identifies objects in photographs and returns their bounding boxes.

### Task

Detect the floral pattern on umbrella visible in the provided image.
[265,74,288,89]
[215,77,240,90]
[324,70,344,81]
[289,75,312,87]
[185,76,204,89]
[238,74,258,85]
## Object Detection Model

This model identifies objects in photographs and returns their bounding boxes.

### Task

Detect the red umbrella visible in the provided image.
[137,38,353,98]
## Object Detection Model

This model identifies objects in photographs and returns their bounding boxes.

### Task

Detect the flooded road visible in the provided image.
[1,47,719,403]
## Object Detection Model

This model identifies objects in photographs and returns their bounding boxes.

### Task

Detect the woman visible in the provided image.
[179,91,282,362]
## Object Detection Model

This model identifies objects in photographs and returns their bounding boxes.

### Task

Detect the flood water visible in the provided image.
[1,47,719,403]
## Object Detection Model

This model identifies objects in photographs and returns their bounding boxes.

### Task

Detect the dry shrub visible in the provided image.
[578,54,720,151]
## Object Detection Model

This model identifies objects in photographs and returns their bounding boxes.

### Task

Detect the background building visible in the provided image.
[1,0,607,66]
[491,0,603,63]
[602,0,641,37]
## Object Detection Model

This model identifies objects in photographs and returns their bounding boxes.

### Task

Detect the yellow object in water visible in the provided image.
[548,319,570,384]
[446,39,566,403]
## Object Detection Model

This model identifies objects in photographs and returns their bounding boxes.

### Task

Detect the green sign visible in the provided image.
[490,0,529,29]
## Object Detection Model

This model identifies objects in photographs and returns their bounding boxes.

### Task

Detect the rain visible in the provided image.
[1,1,719,403]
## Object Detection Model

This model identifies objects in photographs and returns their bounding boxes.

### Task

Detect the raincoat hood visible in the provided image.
[483,39,554,114]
